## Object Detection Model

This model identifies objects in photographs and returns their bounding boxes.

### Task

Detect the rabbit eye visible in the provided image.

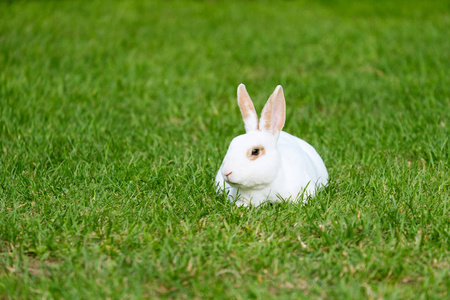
[247,145,265,160]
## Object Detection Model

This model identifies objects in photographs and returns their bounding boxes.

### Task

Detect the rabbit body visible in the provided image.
[215,84,328,207]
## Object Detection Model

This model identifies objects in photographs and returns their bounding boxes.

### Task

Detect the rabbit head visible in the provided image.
[220,84,286,189]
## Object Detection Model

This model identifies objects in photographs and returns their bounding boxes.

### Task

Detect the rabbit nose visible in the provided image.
[224,171,232,181]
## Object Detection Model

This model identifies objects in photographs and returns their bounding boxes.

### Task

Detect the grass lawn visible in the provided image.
[0,0,449,298]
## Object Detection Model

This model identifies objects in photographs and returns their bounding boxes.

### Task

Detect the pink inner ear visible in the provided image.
[272,92,285,132]
[260,86,286,134]
[240,100,259,130]
[238,84,259,132]
[261,105,272,131]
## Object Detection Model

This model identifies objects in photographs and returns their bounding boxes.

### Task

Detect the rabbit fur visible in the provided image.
[215,84,328,207]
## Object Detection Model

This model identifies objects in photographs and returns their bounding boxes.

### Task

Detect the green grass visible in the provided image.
[0,0,449,298]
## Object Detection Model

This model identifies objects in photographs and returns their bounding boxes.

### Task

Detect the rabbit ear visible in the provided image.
[237,84,259,132]
[260,85,286,136]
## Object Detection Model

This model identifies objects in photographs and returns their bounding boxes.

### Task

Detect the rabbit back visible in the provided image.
[276,131,328,199]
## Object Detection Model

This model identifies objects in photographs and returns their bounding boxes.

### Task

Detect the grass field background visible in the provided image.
[1,0,449,298]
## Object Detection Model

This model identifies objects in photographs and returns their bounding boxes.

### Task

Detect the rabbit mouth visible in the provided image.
[226,180,242,187]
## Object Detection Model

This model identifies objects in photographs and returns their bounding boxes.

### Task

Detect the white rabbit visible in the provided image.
[215,84,328,207]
